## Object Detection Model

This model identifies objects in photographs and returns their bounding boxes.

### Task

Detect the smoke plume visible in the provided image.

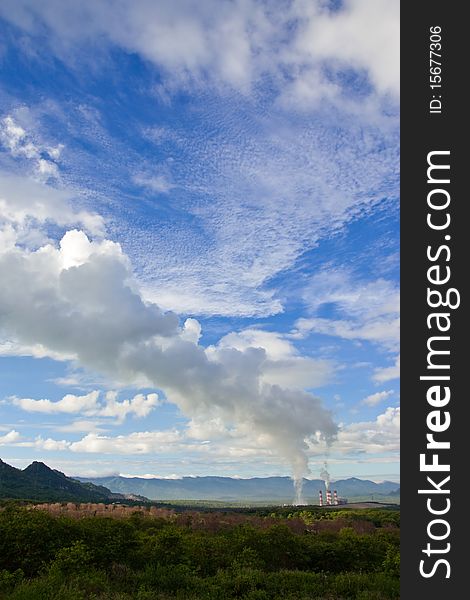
[0,227,338,490]
[320,461,331,492]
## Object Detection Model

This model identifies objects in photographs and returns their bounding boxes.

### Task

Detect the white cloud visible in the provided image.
[1,116,38,158]
[361,390,394,407]
[14,436,70,451]
[70,430,182,454]
[0,430,21,445]
[14,391,100,414]
[180,318,202,344]
[33,437,70,451]
[295,316,400,351]
[373,355,400,383]
[133,173,176,194]
[0,172,105,239]
[186,417,232,441]
[0,340,76,361]
[13,390,161,423]
[99,392,160,422]
[328,407,400,456]
[56,420,108,433]
[292,270,399,351]
[49,376,82,387]
[0,1,399,100]
[138,112,398,317]
[0,115,62,180]
[301,270,400,321]
[289,0,399,99]
[119,473,182,480]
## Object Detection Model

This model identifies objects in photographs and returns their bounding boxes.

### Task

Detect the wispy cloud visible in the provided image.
[0,2,399,319]
[373,355,400,383]
[0,115,62,180]
[361,390,394,407]
[0,1,399,100]
[291,269,399,351]
[133,173,176,195]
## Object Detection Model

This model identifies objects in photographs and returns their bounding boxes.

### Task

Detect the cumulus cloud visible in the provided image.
[331,407,400,456]
[361,390,394,407]
[0,430,21,445]
[0,172,105,240]
[0,225,337,483]
[0,229,179,366]
[12,390,160,423]
[32,437,70,451]
[14,391,100,415]
[69,430,182,454]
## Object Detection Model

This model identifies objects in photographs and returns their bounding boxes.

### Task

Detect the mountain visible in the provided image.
[327,477,399,498]
[0,459,117,502]
[78,474,400,503]
[1,458,399,504]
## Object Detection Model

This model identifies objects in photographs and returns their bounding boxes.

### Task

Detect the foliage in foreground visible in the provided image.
[0,505,399,599]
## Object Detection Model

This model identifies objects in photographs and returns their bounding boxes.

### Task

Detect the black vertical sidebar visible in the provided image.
[401,2,466,596]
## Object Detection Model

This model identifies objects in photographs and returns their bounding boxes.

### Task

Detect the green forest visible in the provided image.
[0,504,399,600]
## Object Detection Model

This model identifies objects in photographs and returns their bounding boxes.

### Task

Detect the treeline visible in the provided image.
[0,505,399,599]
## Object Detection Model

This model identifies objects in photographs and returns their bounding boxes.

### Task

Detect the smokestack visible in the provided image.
[333,490,338,505]
[326,490,332,505]
[318,490,323,506]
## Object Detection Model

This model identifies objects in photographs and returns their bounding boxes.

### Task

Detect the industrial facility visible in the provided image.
[318,489,347,506]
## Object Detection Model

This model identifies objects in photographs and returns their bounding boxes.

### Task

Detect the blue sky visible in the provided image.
[0,0,399,483]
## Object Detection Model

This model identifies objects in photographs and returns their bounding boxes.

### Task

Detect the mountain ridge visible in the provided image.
[0,458,127,502]
[1,458,399,503]
[78,473,400,502]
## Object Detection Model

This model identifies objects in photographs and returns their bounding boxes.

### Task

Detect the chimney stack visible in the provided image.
[333,490,338,505]
[318,490,323,506]
[326,490,332,505]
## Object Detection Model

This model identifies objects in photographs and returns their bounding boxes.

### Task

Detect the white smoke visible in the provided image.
[0,226,338,489]
[320,461,331,492]
[293,477,305,506]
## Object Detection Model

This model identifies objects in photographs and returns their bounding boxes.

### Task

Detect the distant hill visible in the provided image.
[78,474,400,503]
[1,458,399,504]
[0,459,123,502]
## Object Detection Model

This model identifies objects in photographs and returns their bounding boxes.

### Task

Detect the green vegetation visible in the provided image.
[0,504,399,599]
[0,460,115,503]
